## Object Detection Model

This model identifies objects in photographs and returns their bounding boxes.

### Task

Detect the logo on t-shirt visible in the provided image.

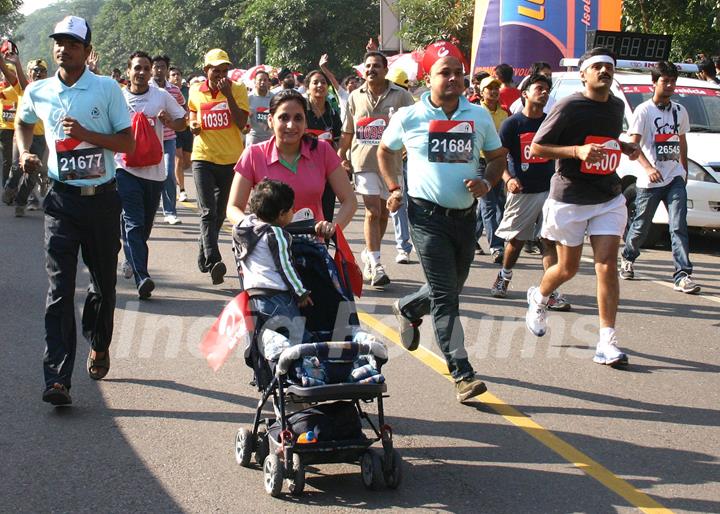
[580,136,621,175]
[428,120,474,163]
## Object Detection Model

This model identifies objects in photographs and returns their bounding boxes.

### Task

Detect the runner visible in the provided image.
[188,48,249,285]
[477,75,508,264]
[338,51,414,288]
[1,42,26,193]
[490,74,571,311]
[378,56,508,402]
[494,63,520,111]
[15,15,134,405]
[620,61,700,294]
[169,65,191,201]
[118,51,186,298]
[509,61,555,114]
[527,47,640,367]
[150,54,186,225]
[246,70,274,146]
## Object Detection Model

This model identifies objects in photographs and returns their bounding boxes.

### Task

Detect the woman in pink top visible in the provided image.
[227,90,356,238]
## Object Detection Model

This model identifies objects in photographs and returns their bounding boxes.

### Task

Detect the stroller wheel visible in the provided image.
[234,428,253,467]
[255,431,269,466]
[383,449,403,489]
[287,453,305,496]
[360,450,383,490]
[263,454,284,497]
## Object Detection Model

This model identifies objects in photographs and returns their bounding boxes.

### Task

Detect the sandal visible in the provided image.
[42,383,72,406]
[87,350,110,380]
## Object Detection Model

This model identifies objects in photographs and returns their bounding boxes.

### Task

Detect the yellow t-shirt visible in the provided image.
[188,81,249,165]
[0,82,20,131]
[16,86,45,136]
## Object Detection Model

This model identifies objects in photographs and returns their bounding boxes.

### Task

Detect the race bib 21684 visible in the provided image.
[428,120,474,163]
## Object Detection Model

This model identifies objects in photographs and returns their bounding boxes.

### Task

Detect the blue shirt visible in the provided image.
[17,67,131,186]
[382,92,502,209]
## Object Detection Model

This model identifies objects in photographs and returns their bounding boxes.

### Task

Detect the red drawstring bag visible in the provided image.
[199,292,255,371]
[333,225,363,298]
[123,111,163,168]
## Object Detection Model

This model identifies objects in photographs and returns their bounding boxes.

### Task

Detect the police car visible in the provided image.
[551,59,720,245]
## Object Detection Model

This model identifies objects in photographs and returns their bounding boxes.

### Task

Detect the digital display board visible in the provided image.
[586,30,673,62]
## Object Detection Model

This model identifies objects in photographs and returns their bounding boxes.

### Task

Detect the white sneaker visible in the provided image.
[178,190,188,202]
[674,273,701,294]
[395,250,410,264]
[370,264,390,288]
[525,286,547,337]
[121,260,133,280]
[593,337,629,367]
[164,214,182,225]
[360,249,372,281]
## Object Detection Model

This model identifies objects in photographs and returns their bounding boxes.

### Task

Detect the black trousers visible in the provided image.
[1,128,13,187]
[43,186,122,390]
[192,160,234,272]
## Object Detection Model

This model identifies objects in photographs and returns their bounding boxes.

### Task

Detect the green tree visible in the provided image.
[394,0,474,56]
[622,0,720,60]
[1,0,23,35]
[238,0,379,75]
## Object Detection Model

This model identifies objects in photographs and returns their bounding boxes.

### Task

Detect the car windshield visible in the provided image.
[622,85,720,133]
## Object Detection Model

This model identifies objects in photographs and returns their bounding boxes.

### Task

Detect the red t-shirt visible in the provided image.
[499,86,521,112]
[234,137,341,221]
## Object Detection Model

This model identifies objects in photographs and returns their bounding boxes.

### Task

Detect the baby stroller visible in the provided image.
[232,219,402,497]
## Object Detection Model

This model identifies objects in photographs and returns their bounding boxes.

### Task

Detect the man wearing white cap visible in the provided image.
[15,15,135,406]
[526,47,640,367]
[187,48,249,285]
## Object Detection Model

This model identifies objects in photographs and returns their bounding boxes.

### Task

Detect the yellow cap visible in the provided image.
[386,68,409,89]
[479,76,502,90]
[204,48,231,68]
[27,59,48,70]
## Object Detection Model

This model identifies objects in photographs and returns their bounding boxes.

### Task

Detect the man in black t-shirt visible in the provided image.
[526,47,640,368]
[490,74,570,311]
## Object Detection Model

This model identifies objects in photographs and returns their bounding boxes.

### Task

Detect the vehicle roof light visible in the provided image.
[560,58,700,74]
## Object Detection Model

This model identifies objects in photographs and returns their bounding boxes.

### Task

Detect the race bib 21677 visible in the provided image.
[55,138,105,182]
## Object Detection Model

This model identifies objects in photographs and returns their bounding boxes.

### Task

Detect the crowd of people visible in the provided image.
[0,15,704,406]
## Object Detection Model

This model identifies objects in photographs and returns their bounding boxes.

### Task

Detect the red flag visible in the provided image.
[199,292,255,371]
[333,226,363,298]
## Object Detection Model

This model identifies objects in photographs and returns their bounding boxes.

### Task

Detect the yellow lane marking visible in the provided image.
[359,311,674,514]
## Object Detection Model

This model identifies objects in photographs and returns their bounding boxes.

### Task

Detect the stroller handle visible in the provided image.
[285,219,318,235]
[276,341,388,376]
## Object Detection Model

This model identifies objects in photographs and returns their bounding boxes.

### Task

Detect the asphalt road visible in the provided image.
[1,180,719,513]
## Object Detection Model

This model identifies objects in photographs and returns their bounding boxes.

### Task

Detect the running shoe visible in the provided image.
[395,250,410,264]
[393,300,420,351]
[178,190,188,202]
[491,249,504,264]
[547,291,571,311]
[490,272,510,298]
[619,257,634,280]
[164,214,182,225]
[593,337,629,367]
[121,260,133,280]
[137,277,155,300]
[210,261,226,285]
[455,376,487,403]
[475,242,485,255]
[360,249,372,281]
[674,273,701,294]
[370,264,390,288]
[525,286,547,337]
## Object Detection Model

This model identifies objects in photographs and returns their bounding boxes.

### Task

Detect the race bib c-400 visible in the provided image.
[55,138,105,181]
[580,136,621,175]
[428,120,474,163]
[355,117,387,145]
[654,134,680,162]
[200,101,231,130]
[519,132,548,171]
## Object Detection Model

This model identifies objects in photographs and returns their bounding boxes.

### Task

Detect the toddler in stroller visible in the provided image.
[232,179,402,497]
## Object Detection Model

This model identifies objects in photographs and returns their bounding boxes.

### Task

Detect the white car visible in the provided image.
[550,69,720,245]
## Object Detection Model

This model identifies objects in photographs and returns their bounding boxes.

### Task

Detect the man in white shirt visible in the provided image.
[620,61,700,293]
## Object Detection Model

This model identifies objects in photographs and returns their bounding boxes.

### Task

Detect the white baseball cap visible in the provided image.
[50,16,92,45]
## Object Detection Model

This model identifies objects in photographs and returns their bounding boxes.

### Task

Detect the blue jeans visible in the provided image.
[117,169,164,285]
[250,292,312,345]
[476,181,505,251]
[622,176,692,280]
[161,139,177,216]
[398,199,477,381]
[391,163,412,253]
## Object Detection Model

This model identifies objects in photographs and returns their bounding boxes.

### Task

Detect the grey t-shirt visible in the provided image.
[533,92,624,205]
[247,91,274,145]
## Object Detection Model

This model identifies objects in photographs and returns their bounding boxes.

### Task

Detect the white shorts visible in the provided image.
[354,171,389,200]
[496,191,548,241]
[541,194,627,247]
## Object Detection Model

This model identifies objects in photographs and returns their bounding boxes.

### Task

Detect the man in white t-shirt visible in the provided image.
[117,51,186,299]
[620,61,700,294]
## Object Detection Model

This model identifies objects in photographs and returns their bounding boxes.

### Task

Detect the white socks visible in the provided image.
[367,250,381,266]
[599,327,616,344]
[501,268,513,280]
[533,288,549,305]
